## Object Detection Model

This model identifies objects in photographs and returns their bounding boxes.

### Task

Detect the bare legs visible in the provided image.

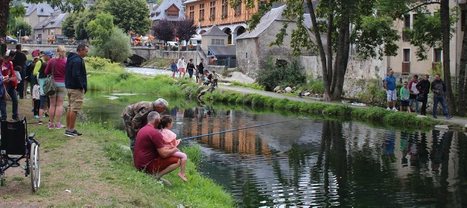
[66,110,77,130]
[49,95,64,127]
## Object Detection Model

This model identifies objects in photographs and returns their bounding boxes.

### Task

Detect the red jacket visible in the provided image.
[1,60,17,88]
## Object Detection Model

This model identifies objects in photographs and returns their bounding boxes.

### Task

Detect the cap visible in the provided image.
[43,50,54,57]
[31,49,41,58]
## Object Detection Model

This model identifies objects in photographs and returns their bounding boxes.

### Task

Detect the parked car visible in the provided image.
[6,36,18,44]
[167,41,179,49]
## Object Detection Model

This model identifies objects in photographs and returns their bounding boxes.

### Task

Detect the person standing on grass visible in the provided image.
[45,46,67,129]
[416,74,430,116]
[431,74,452,119]
[186,59,195,80]
[400,81,411,113]
[121,98,168,152]
[37,51,54,125]
[64,44,88,137]
[196,58,205,84]
[0,52,18,121]
[134,111,181,186]
[383,69,398,111]
[408,74,419,113]
[177,57,186,79]
[12,44,27,99]
[170,60,178,78]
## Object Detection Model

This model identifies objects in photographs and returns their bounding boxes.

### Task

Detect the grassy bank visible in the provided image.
[202,90,438,129]
[1,103,234,207]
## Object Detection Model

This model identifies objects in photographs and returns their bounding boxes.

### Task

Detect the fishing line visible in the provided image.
[180,119,294,141]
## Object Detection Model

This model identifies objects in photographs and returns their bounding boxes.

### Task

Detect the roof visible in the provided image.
[151,0,185,21]
[236,5,312,40]
[34,13,68,30]
[183,0,199,4]
[208,45,236,57]
[25,3,55,17]
[236,5,287,40]
[203,25,228,37]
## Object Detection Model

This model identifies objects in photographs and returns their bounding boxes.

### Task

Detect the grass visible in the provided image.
[141,57,172,69]
[1,110,234,207]
[229,81,265,91]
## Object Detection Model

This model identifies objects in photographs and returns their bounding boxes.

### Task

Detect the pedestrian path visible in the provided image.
[217,85,467,130]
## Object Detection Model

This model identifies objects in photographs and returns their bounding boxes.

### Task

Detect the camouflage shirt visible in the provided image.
[121,101,155,139]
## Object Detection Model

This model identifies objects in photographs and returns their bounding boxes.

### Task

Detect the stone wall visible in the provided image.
[299,56,389,98]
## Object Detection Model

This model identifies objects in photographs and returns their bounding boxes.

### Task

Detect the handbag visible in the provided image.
[44,61,57,96]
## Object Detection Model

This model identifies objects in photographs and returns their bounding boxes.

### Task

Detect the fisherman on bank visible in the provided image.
[121,98,168,152]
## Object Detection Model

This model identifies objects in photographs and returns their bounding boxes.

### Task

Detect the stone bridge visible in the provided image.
[20,44,202,65]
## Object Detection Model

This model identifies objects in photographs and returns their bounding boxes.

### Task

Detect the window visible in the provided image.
[234,4,241,16]
[403,49,410,62]
[189,6,195,20]
[403,14,411,28]
[211,39,224,45]
[434,48,442,63]
[199,3,205,21]
[209,1,216,20]
[221,0,228,19]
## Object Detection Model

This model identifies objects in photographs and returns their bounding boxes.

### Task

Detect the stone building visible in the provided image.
[236,5,312,77]
[23,3,56,36]
[33,13,68,44]
[151,0,185,24]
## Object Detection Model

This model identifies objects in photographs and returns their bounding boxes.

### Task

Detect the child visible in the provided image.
[32,81,40,119]
[158,115,188,182]
[400,81,411,113]
[170,60,178,78]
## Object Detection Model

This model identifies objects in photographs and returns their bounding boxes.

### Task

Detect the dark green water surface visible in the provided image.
[84,93,467,208]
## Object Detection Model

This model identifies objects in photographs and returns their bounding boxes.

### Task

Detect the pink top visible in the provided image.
[160,129,180,148]
[44,57,67,83]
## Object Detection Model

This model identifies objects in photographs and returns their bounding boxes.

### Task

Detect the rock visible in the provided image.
[285,87,292,93]
[273,86,281,92]
[434,125,449,130]
[304,92,311,96]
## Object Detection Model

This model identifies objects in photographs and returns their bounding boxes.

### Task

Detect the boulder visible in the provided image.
[273,86,281,92]
[285,87,292,93]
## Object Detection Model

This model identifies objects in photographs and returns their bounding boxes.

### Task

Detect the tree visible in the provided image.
[174,19,197,50]
[9,19,32,37]
[86,13,114,46]
[153,19,175,43]
[102,0,151,35]
[62,12,77,38]
[94,28,131,62]
[458,5,467,115]
[250,0,400,101]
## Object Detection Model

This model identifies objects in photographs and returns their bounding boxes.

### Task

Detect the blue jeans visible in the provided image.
[0,85,18,120]
[432,95,449,117]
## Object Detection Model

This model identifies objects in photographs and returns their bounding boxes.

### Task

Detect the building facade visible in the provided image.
[184,0,266,44]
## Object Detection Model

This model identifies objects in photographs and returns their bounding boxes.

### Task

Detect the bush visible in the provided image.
[85,56,125,73]
[256,57,306,91]
[93,28,132,63]
[357,79,386,107]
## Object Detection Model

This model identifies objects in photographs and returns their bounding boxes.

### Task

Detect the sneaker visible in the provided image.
[386,107,391,110]
[392,108,398,112]
[55,122,63,129]
[48,122,54,129]
[446,115,453,120]
[64,130,75,137]
[34,115,39,119]
[71,129,82,136]
[38,121,43,125]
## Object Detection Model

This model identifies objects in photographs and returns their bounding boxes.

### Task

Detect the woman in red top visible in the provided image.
[44,45,67,129]
[0,51,18,121]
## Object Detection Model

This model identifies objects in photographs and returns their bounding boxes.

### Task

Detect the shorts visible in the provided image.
[144,156,180,174]
[51,82,66,97]
[386,90,397,101]
[401,100,410,106]
[39,95,48,109]
[409,94,418,100]
[67,88,84,112]
[178,68,186,73]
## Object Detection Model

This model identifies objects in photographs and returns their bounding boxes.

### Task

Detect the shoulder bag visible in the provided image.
[44,60,57,96]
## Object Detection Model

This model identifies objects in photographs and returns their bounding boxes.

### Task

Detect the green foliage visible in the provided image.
[62,12,77,38]
[230,81,264,90]
[299,79,325,95]
[87,13,114,46]
[357,80,386,107]
[85,56,124,73]
[256,58,306,91]
[102,0,151,34]
[354,16,399,58]
[8,18,31,37]
[92,28,132,63]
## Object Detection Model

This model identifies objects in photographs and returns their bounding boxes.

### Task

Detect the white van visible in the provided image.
[167,41,179,48]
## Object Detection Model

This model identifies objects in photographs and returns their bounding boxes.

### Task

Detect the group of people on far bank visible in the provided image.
[170,57,219,87]
[1,44,89,137]
[384,69,452,119]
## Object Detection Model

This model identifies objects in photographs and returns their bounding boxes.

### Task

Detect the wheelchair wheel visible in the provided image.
[29,143,40,192]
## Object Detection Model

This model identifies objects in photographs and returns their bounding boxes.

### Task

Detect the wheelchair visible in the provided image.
[0,117,41,192]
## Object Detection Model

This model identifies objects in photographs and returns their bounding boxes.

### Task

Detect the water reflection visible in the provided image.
[177,108,467,207]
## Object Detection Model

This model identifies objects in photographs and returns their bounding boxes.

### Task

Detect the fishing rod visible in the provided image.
[180,119,293,141]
